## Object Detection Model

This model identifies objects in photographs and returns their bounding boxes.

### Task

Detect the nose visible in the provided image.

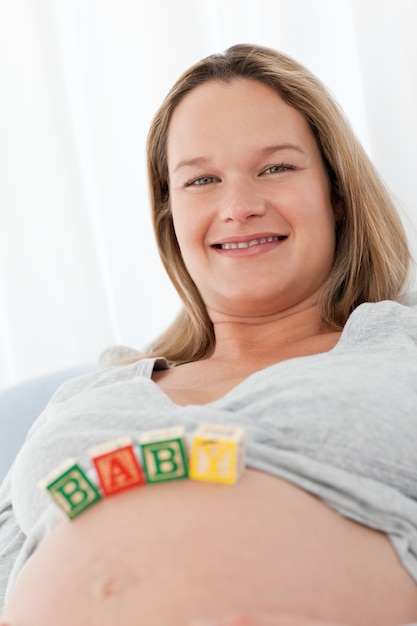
[219,178,267,223]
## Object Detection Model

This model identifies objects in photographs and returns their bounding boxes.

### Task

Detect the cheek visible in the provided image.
[172,204,207,255]
[171,205,187,246]
[300,185,336,232]
[171,214,202,274]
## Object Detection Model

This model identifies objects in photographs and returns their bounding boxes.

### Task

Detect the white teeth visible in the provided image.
[220,236,280,250]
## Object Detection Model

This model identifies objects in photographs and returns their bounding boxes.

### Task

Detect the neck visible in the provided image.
[208,301,333,364]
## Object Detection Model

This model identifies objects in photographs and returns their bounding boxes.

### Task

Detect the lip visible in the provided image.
[210,232,288,257]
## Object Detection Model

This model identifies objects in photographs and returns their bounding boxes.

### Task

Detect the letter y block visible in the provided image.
[189,423,246,484]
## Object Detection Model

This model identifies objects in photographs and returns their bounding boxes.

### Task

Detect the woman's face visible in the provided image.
[167,79,340,321]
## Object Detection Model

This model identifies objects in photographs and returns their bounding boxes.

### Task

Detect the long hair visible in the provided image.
[145,43,412,363]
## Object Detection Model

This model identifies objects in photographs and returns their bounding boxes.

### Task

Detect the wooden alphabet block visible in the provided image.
[139,426,188,483]
[89,437,146,496]
[189,423,246,484]
[39,459,101,520]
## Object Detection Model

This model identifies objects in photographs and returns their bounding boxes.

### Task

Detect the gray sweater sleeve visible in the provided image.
[0,375,90,612]
[0,468,26,612]
[0,364,159,610]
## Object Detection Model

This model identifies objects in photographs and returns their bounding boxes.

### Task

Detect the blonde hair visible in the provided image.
[145,43,412,364]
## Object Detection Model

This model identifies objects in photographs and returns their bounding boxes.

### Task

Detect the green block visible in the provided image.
[45,462,101,519]
[140,438,188,483]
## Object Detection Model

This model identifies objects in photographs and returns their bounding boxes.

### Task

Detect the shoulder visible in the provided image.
[341,295,417,350]
[48,356,169,406]
[358,294,417,325]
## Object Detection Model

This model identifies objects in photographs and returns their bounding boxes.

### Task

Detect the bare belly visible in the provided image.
[3,470,417,626]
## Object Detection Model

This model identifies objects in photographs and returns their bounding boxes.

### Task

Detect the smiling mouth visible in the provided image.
[213,235,287,250]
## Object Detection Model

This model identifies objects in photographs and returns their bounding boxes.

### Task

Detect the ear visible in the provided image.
[332,196,345,223]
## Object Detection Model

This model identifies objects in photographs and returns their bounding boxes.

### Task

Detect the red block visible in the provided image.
[91,439,146,496]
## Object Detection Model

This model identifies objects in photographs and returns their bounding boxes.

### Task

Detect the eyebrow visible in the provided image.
[172,144,306,173]
[173,156,210,173]
[260,144,306,157]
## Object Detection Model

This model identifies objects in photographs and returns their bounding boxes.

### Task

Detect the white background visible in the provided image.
[0,0,416,390]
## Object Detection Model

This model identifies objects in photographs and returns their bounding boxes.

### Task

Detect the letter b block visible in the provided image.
[139,426,188,483]
[40,459,101,520]
[189,423,246,484]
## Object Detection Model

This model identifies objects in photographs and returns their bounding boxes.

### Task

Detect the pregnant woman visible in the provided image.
[1,44,417,626]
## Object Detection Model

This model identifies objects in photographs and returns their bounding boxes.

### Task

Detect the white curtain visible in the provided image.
[0,0,416,390]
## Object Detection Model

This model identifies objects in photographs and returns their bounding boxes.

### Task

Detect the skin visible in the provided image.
[188,614,350,626]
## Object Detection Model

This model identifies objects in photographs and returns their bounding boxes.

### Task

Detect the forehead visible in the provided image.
[167,79,316,164]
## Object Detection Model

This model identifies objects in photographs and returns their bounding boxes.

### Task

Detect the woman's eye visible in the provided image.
[262,163,295,175]
[186,175,216,187]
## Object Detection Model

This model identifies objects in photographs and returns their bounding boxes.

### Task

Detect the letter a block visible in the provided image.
[139,426,188,483]
[89,437,146,496]
[40,459,101,520]
[189,423,246,485]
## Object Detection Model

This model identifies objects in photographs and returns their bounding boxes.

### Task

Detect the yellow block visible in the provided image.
[189,423,246,484]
